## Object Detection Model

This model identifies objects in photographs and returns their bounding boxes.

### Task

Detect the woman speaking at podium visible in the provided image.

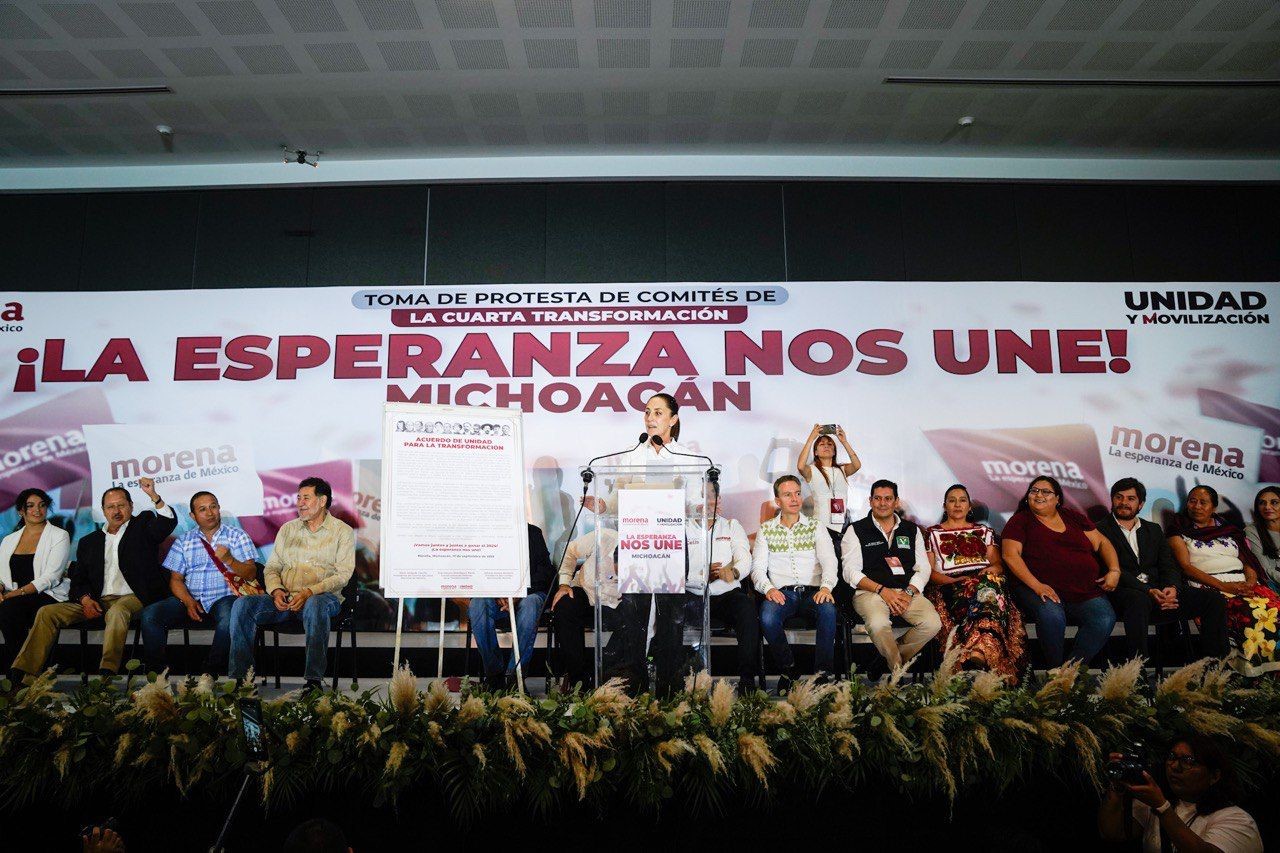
[630,392,697,695]
[625,392,692,466]
[578,392,698,695]
[583,392,693,517]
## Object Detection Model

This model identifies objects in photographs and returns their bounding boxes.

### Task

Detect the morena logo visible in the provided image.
[0,429,84,474]
[980,459,1084,480]
[980,459,1088,490]
[1,301,23,333]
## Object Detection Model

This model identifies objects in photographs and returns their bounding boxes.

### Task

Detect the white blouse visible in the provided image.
[1244,523,1280,588]
[0,522,72,602]
[805,465,849,532]
[593,438,701,515]
[615,439,699,474]
[1132,801,1262,853]
[1180,534,1247,586]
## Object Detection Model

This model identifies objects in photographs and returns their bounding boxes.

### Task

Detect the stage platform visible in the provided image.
[39,617,1206,688]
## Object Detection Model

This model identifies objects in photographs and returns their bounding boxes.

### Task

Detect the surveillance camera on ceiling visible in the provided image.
[282,146,320,167]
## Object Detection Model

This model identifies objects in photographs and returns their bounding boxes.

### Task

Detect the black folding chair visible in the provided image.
[1149,615,1198,678]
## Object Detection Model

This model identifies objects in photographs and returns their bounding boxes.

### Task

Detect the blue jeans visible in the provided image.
[1012,583,1116,667]
[468,593,546,675]
[228,592,342,682]
[140,594,237,674]
[759,585,837,673]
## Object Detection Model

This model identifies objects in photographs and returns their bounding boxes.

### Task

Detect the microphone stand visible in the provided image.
[650,437,720,484]
[209,760,266,853]
[650,437,721,679]
[533,434,650,687]
[582,433,652,484]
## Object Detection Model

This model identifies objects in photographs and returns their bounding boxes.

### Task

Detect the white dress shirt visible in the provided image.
[686,516,751,596]
[102,519,133,597]
[101,504,175,597]
[841,514,931,592]
[1113,515,1145,582]
[558,528,620,609]
[616,439,698,473]
[751,512,838,593]
[1115,516,1141,557]
[593,438,700,515]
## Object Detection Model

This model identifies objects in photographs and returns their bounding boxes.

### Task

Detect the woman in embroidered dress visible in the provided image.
[1168,484,1280,677]
[925,484,1027,682]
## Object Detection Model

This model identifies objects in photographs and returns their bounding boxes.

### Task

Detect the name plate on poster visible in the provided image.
[617,487,686,594]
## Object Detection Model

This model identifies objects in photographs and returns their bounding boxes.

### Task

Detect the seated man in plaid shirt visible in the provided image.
[140,490,260,675]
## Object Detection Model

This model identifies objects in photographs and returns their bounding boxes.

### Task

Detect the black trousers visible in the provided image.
[684,587,760,679]
[0,592,58,671]
[552,588,646,689]
[1110,584,1229,660]
[631,592,689,696]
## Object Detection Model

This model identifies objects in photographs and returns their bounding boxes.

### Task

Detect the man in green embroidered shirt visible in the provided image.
[751,475,838,691]
[228,477,355,690]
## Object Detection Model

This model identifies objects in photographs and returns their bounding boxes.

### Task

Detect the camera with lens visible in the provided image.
[1107,752,1147,786]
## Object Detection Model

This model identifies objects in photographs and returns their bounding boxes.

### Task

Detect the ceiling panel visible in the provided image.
[516,0,575,29]
[378,40,439,70]
[0,0,1273,168]
[275,0,349,34]
[42,4,128,39]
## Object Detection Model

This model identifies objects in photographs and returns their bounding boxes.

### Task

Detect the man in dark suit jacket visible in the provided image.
[9,478,177,681]
[1097,477,1227,660]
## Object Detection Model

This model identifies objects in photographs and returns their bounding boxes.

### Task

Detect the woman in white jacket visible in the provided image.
[0,488,71,670]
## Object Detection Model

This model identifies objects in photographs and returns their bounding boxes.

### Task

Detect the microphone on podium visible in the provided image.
[650,435,720,484]
[582,433,650,488]
[538,432,651,636]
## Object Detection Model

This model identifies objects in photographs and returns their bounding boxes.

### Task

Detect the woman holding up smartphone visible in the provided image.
[797,424,862,550]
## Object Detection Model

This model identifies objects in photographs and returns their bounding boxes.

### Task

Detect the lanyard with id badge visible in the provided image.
[885,534,912,575]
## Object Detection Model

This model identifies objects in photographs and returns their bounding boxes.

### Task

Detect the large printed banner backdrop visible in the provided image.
[1,282,1276,628]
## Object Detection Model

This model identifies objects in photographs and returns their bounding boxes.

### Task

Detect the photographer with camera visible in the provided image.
[1098,735,1261,852]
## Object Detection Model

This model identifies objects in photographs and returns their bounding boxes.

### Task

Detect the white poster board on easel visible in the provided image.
[380,403,529,682]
